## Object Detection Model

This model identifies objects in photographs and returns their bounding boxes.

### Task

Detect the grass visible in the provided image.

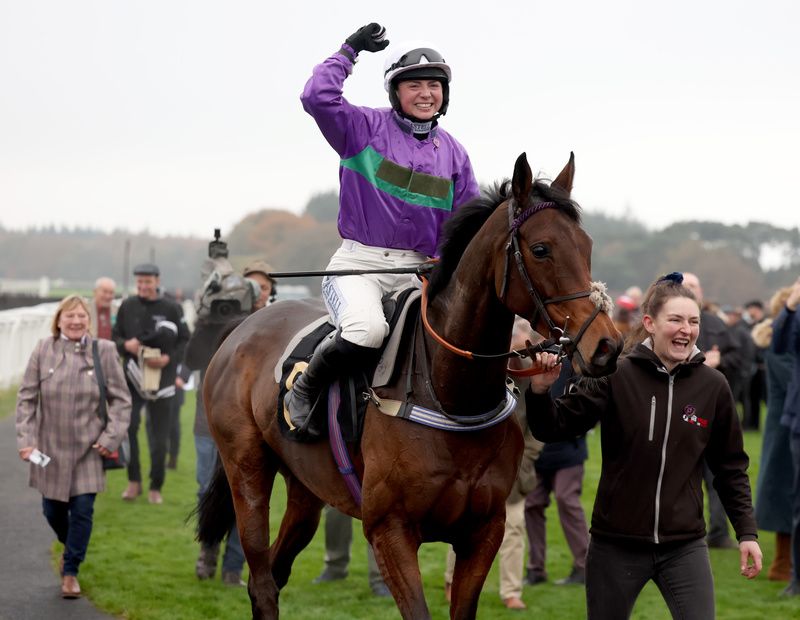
[49,392,798,619]
[0,386,18,420]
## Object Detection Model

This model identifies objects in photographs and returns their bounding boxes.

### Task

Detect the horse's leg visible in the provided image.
[367,516,430,620]
[224,443,281,620]
[449,517,507,620]
[269,471,324,588]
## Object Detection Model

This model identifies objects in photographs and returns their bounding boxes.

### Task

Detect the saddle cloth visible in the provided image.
[275,287,421,443]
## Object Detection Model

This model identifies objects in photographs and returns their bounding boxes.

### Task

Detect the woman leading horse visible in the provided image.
[198,150,623,619]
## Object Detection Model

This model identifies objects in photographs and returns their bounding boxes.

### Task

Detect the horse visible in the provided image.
[197,152,623,619]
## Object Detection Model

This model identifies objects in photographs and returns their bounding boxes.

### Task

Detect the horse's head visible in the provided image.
[498,152,622,377]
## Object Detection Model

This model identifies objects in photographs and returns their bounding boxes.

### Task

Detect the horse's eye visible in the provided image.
[530,243,549,259]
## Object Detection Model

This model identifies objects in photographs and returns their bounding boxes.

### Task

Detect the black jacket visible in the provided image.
[535,364,588,471]
[527,342,757,545]
[112,295,190,389]
[697,310,741,387]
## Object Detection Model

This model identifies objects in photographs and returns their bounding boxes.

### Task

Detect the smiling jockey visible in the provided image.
[288,23,479,436]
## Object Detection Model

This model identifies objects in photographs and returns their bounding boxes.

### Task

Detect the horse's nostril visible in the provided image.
[592,337,621,368]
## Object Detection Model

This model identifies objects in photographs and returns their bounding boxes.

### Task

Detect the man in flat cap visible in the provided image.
[242,260,277,311]
[112,263,190,504]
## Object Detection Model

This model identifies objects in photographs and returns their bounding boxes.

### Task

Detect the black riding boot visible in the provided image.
[284,334,370,437]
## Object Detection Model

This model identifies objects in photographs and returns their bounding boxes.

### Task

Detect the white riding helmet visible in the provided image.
[383,41,452,116]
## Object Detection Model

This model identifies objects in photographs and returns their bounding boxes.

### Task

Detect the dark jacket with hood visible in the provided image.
[526,342,757,545]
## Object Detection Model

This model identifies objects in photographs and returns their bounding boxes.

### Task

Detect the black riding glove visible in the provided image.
[344,23,389,56]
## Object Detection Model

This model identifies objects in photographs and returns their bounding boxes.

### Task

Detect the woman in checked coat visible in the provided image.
[16,294,131,599]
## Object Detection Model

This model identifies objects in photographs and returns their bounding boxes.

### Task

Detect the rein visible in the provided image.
[420,276,558,377]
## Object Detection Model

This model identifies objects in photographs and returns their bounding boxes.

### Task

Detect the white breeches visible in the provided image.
[321,240,426,349]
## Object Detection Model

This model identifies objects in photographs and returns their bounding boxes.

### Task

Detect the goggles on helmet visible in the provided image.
[385,48,447,76]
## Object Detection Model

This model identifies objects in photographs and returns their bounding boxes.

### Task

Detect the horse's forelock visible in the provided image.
[530,180,582,224]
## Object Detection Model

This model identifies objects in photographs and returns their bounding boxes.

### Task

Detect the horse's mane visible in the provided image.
[427,179,582,299]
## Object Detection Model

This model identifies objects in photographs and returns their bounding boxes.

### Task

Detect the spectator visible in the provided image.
[683,272,742,549]
[722,305,757,427]
[312,506,389,597]
[443,319,544,610]
[624,285,643,308]
[524,361,590,588]
[112,263,189,505]
[88,277,117,340]
[288,24,479,437]
[163,289,186,471]
[753,287,795,581]
[772,277,800,597]
[242,260,277,311]
[613,294,639,337]
[166,370,184,470]
[744,300,767,430]
[527,272,761,618]
[188,260,276,586]
[16,295,131,598]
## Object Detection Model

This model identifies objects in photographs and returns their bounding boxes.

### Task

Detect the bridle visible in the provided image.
[421,199,611,376]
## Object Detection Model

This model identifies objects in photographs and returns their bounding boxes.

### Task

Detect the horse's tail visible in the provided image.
[194,461,237,546]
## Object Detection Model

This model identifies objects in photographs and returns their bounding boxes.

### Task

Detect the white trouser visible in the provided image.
[321,240,426,349]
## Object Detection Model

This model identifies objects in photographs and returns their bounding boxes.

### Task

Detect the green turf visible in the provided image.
[56,393,796,618]
[0,386,19,420]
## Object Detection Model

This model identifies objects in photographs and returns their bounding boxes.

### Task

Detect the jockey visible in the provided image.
[288,23,479,435]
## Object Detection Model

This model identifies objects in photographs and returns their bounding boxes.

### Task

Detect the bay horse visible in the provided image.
[198,153,622,619]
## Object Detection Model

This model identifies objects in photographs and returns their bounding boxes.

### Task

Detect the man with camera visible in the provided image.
[243,260,276,311]
[112,263,190,504]
[185,231,276,585]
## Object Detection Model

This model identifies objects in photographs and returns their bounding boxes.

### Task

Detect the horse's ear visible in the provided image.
[512,152,533,210]
[552,152,575,196]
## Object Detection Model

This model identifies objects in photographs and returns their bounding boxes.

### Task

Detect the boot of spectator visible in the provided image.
[121,481,142,501]
[196,543,220,580]
[768,532,792,581]
[222,570,246,587]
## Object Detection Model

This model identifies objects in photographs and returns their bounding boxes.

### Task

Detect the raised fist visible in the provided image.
[345,23,389,54]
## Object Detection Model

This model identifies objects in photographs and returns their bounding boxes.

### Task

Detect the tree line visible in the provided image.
[1,190,797,306]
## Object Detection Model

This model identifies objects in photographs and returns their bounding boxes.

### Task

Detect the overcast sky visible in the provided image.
[1,0,798,239]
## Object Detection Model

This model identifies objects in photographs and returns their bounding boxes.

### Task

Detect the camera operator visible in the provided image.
[184,231,275,585]
[243,260,277,311]
[112,263,190,504]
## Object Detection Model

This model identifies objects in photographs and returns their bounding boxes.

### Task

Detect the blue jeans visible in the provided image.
[196,434,244,573]
[42,493,96,576]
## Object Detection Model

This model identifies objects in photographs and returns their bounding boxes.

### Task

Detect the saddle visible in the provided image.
[275,287,421,443]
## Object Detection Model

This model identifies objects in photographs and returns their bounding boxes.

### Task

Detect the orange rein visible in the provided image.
[419,275,547,377]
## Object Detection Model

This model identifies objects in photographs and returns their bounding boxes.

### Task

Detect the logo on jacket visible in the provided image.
[681,405,708,428]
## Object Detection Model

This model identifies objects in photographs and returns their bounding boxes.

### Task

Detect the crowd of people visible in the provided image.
[12,259,276,598]
[16,261,800,611]
[12,17,800,618]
